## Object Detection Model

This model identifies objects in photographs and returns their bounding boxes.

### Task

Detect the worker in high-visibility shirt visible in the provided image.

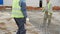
[11,0,27,34]
[42,0,52,27]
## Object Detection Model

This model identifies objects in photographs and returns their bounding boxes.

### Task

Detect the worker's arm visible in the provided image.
[19,0,27,18]
[42,8,45,12]
[42,7,47,12]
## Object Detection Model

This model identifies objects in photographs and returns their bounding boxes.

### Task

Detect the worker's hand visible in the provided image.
[26,17,29,22]
[42,8,45,12]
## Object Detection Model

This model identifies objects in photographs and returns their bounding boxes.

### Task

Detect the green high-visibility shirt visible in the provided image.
[48,2,51,10]
[11,0,24,18]
[42,2,52,12]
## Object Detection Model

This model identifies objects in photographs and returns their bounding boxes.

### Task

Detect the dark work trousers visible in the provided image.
[14,18,26,34]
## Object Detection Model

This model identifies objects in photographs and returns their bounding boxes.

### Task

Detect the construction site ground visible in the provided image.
[0,10,60,34]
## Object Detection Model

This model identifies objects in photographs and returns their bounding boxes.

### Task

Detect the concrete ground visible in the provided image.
[0,10,60,34]
[27,10,60,34]
[0,10,40,34]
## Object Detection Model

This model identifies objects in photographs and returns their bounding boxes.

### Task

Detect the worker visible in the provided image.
[42,0,52,27]
[11,0,27,34]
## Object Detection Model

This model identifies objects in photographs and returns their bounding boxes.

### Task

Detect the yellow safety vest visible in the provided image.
[11,0,24,18]
[48,2,51,10]
[43,2,51,12]
[48,2,52,15]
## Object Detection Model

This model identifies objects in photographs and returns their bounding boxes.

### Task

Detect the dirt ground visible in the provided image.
[0,10,40,34]
[28,10,60,34]
[0,10,60,34]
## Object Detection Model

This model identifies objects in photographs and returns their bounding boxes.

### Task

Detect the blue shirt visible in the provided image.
[19,0,27,18]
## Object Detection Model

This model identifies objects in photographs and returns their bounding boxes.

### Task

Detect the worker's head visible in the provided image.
[46,0,50,3]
